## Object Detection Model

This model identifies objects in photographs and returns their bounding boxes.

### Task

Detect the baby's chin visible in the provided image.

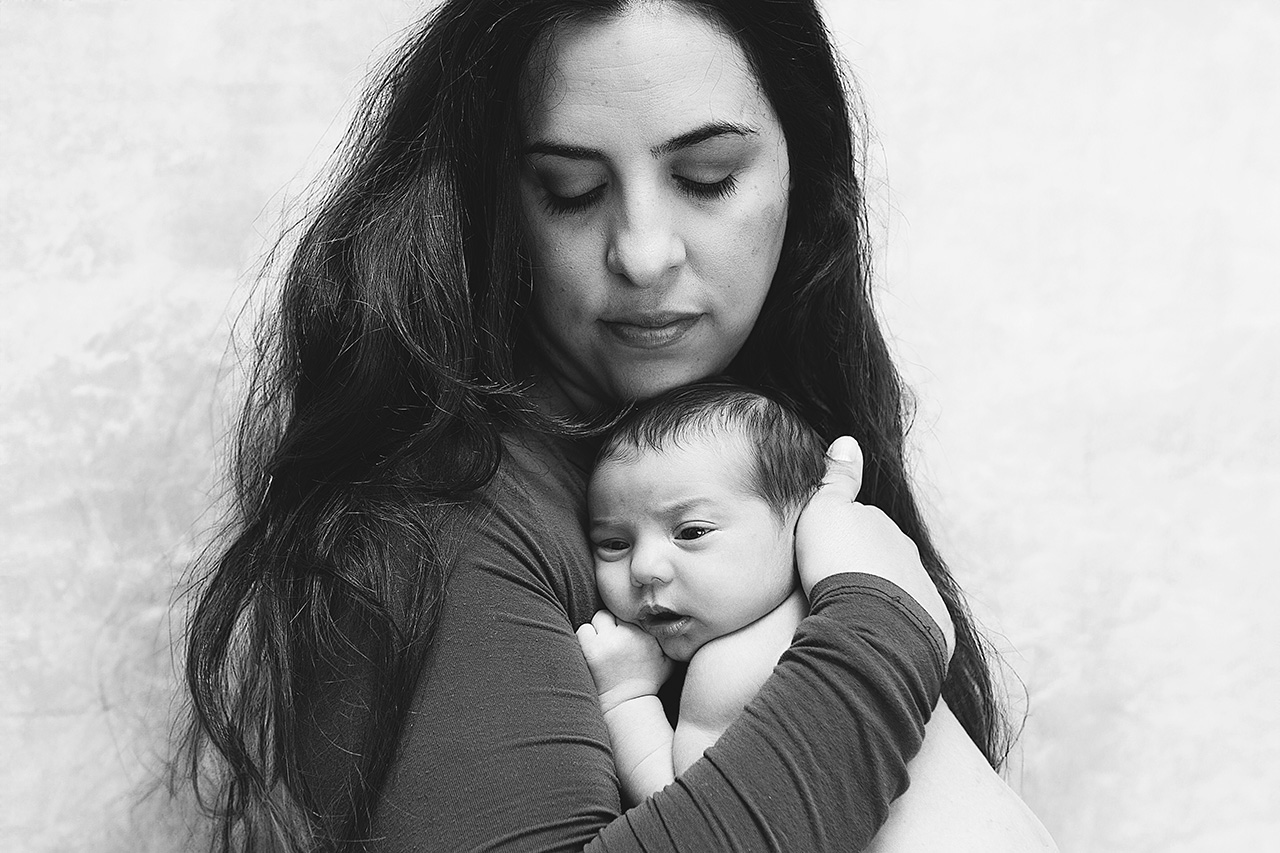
[657,634,704,662]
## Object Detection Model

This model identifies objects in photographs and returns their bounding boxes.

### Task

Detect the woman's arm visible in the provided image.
[357,564,943,852]
[304,437,946,851]
[798,436,955,656]
[613,572,945,852]
[866,700,1060,853]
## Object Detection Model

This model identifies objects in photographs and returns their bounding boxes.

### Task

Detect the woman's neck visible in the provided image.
[526,372,585,419]
[523,356,629,422]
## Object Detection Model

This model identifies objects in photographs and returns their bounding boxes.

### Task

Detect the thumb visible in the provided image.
[819,436,864,501]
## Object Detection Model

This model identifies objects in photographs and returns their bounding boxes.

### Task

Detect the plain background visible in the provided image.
[2,1,1277,850]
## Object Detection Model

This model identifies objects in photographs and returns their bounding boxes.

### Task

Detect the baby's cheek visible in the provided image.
[595,566,630,616]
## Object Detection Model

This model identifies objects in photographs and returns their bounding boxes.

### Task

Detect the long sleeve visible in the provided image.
[302,432,945,852]
[593,574,946,851]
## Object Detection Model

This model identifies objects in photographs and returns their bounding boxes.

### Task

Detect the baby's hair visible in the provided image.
[596,380,829,518]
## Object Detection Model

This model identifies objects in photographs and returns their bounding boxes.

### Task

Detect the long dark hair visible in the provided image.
[181,1,1009,850]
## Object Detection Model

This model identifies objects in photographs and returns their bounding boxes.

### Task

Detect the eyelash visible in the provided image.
[542,186,604,215]
[677,173,738,201]
[541,173,738,215]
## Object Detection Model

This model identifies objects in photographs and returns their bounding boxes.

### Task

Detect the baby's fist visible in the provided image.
[576,610,673,712]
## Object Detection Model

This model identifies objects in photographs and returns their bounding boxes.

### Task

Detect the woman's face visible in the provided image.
[518,4,791,411]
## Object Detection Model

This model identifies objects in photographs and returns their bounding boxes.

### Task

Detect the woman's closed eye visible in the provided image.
[675,172,737,201]
[671,145,744,201]
[542,184,606,214]
[540,170,740,215]
[530,161,608,214]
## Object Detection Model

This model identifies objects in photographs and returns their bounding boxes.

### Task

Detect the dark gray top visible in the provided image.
[302,427,946,851]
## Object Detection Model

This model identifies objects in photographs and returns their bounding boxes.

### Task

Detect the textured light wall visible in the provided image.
[0,3,418,849]
[1,2,1276,851]
[821,4,1280,851]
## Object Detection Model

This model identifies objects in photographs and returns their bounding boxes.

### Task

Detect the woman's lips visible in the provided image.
[601,313,701,349]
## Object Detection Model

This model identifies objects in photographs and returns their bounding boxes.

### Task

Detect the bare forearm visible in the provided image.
[601,695,676,807]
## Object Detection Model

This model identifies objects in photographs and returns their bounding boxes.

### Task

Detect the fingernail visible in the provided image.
[828,436,857,461]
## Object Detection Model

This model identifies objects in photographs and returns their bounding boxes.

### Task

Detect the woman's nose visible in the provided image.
[605,192,686,287]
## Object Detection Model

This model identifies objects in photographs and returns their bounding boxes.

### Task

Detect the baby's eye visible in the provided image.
[675,525,712,541]
[595,538,630,553]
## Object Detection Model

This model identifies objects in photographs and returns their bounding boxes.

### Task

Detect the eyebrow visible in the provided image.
[588,495,716,530]
[654,122,756,156]
[656,496,718,517]
[524,121,756,160]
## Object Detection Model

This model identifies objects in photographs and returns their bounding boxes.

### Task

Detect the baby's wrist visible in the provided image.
[597,679,661,715]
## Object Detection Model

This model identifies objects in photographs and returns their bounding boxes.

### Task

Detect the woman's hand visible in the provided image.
[795,436,956,657]
[576,610,674,714]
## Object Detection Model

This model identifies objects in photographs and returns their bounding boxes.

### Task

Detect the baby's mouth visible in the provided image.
[638,606,692,639]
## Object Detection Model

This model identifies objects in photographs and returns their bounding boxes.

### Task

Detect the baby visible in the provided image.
[581,381,819,799]
[577,381,821,800]
[576,382,1058,851]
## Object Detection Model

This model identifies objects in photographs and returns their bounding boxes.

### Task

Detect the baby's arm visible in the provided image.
[674,589,807,773]
[575,610,675,807]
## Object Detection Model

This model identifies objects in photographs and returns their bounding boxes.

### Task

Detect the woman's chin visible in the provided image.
[605,366,726,406]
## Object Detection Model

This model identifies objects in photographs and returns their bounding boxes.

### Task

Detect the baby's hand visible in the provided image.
[576,610,673,713]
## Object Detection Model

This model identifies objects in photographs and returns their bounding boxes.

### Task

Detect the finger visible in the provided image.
[575,623,597,642]
[819,435,864,501]
[591,610,617,631]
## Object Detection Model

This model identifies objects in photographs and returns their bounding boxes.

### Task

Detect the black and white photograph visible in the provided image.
[2,2,1276,851]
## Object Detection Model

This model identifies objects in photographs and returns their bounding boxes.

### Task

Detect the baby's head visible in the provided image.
[587,382,827,661]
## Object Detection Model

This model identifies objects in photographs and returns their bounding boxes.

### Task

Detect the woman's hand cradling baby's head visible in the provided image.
[795,436,956,659]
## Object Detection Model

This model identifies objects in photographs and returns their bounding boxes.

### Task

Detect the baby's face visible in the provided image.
[587,431,798,661]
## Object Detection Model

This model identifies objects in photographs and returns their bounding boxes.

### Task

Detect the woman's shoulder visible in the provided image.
[447,426,599,621]
[386,424,592,524]
[493,426,594,500]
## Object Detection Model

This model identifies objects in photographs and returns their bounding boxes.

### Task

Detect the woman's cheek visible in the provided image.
[707,188,787,284]
[742,191,788,264]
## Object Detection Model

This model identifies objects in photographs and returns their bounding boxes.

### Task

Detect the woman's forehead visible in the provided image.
[519,4,770,146]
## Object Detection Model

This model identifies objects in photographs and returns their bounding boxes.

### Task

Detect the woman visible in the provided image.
[183,1,1013,850]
